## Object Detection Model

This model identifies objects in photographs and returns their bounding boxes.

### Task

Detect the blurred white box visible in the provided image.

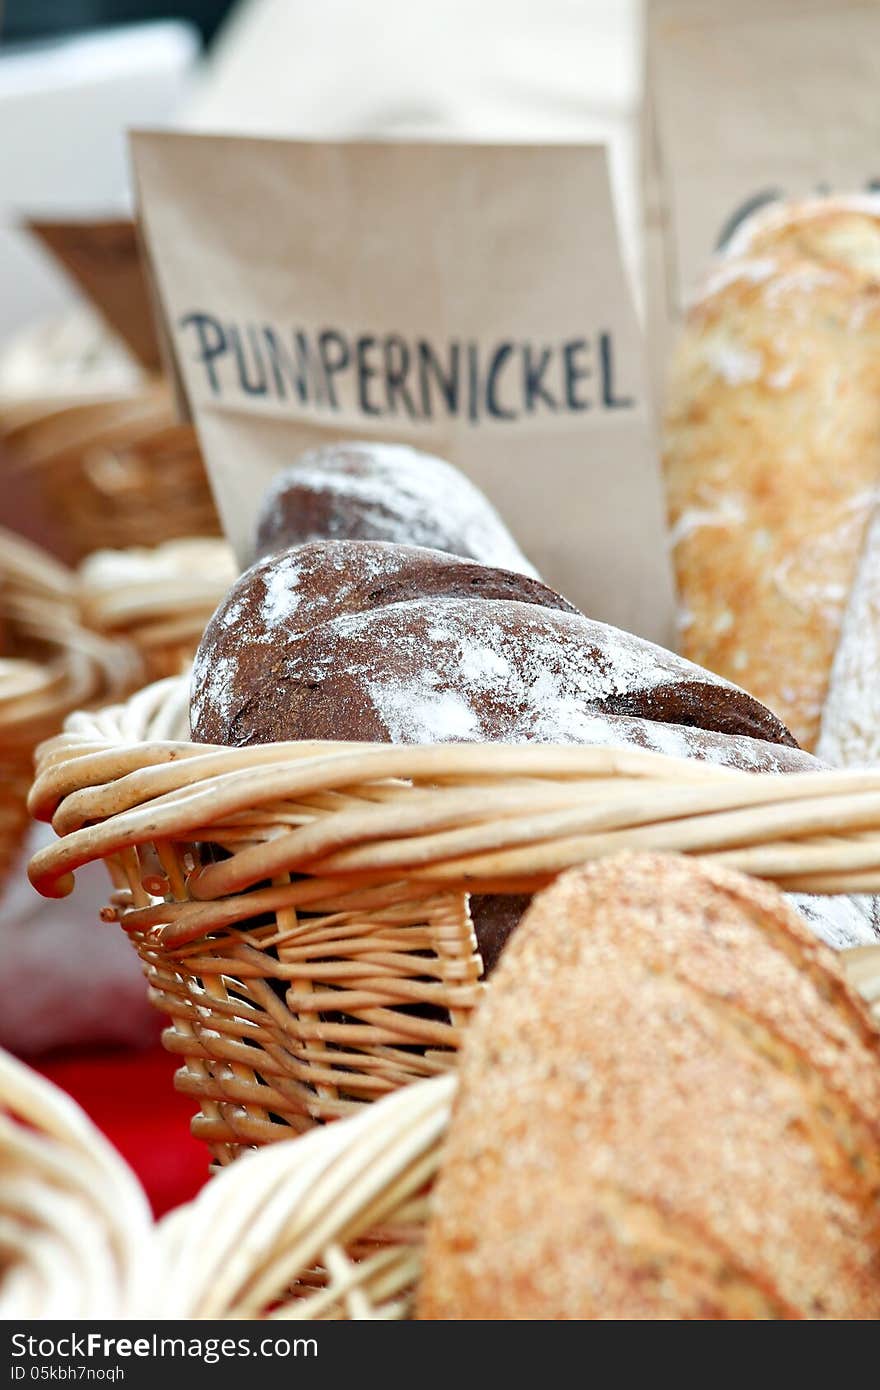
[0,21,200,344]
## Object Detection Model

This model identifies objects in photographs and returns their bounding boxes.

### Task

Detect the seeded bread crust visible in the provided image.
[418,853,880,1320]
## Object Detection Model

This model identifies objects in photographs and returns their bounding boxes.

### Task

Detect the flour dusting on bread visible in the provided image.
[254,442,538,576]
[665,195,880,749]
[818,503,880,767]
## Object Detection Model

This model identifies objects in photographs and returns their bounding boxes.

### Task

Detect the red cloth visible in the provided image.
[35,1039,209,1217]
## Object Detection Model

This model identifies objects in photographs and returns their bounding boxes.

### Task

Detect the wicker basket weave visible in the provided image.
[157,1071,454,1320]
[0,1043,452,1319]
[2,384,220,561]
[78,538,236,682]
[5,944,880,1320]
[0,1048,156,1318]
[0,528,137,888]
[28,671,880,1165]
[159,931,880,1320]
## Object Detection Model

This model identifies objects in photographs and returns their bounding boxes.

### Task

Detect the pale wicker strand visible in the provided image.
[3,935,879,1324]
[27,673,880,1154]
[155,1073,455,1320]
[0,1051,157,1319]
[0,528,136,887]
[77,540,235,682]
[29,737,880,903]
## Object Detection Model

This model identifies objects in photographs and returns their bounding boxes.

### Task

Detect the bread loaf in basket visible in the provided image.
[6,857,880,1319]
[27,659,880,1165]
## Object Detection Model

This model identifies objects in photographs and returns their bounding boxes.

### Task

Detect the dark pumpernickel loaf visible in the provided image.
[253,441,537,576]
[192,539,796,750]
[192,540,878,958]
[192,539,831,970]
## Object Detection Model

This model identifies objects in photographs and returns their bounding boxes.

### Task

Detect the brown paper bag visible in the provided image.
[131,131,674,645]
[645,0,880,374]
[26,218,161,372]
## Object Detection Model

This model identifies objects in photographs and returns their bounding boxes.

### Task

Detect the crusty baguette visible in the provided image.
[418,852,880,1319]
[664,196,880,751]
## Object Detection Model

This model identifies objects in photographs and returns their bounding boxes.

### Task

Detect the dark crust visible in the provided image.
[253,445,530,570]
[256,471,414,558]
[471,894,533,977]
[345,559,579,618]
[193,541,578,746]
[605,682,797,747]
[192,538,809,977]
[250,540,577,626]
[193,556,799,751]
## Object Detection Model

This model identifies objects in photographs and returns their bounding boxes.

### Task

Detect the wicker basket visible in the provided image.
[157,1071,454,1320]
[0,1039,451,1320]
[78,538,236,682]
[6,937,880,1320]
[6,965,880,1319]
[27,671,880,1165]
[0,528,137,888]
[0,1048,156,1318]
[2,383,220,561]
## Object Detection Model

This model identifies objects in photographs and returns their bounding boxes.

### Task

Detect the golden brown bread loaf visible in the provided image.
[664,196,880,752]
[418,853,880,1319]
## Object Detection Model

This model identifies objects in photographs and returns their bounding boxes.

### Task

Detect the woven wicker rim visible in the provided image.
[0,528,137,749]
[78,539,234,627]
[0,1049,156,1319]
[0,1046,453,1320]
[2,381,176,469]
[29,673,880,905]
[76,539,235,679]
[26,673,880,1156]
[2,381,219,559]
